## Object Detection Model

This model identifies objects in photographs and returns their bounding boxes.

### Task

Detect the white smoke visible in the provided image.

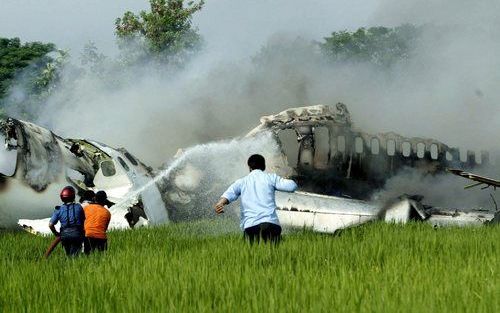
[372,167,500,210]
[3,0,500,210]
[147,131,289,222]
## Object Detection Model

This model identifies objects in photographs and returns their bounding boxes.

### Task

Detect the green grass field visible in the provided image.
[0,221,498,313]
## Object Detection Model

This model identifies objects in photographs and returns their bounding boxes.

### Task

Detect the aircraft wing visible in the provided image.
[447,168,500,189]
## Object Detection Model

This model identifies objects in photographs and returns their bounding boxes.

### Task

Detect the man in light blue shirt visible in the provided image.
[214,154,298,244]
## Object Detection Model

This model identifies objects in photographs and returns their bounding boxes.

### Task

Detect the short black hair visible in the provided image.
[79,190,95,203]
[247,154,266,171]
[95,190,108,205]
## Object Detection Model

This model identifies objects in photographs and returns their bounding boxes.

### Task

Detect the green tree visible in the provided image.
[319,24,421,67]
[80,41,107,76]
[115,0,204,66]
[32,49,68,97]
[1,49,68,119]
[0,38,55,102]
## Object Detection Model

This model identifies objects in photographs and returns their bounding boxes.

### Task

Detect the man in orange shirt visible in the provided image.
[83,191,111,254]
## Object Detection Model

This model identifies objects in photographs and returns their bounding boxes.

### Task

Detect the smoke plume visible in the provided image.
[3,0,500,209]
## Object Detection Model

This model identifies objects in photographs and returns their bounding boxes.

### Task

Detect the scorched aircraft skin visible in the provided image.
[162,103,497,231]
[0,117,168,230]
[1,103,498,234]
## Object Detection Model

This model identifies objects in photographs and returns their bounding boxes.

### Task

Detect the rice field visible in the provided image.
[0,221,498,313]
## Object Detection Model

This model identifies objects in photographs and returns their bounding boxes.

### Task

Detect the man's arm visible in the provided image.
[104,211,111,231]
[48,209,60,237]
[274,175,298,192]
[48,224,60,237]
[214,180,242,214]
[79,204,85,223]
[214,197,229,214]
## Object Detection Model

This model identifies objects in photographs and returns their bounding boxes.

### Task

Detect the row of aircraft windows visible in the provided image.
[335,136,480,163]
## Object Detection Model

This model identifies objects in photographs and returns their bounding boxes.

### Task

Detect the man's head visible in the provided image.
[95,191,108,206]
[79,190,95,203]
[60,186,76,203]
[247,154,266,171]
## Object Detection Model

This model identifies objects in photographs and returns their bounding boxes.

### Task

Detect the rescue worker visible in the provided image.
[214,154,298,244]
[79,190,95,208]
[83,190,111,254]
[49,186,85,256]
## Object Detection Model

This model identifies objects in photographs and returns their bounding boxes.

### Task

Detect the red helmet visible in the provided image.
[60,186,76,203]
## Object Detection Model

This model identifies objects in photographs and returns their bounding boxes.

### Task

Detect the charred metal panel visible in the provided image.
[1,118,63,192]
[1,117,169,229]
[297,126,315,169]
[247,103,485,199]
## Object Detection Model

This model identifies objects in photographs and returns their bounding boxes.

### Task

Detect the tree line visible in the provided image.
[0,0,421,119]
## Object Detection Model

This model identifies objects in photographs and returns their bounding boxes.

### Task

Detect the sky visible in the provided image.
[0,0,379,59]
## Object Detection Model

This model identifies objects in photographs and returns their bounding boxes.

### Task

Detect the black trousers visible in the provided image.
[61,238,83,256]
[84,237,108,255]
[244,223,282,244]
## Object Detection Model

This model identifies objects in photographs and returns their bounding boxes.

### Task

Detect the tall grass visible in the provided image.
[0,221,498,313]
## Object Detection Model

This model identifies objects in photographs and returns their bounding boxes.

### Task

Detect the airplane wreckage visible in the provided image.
[1,103,498,235]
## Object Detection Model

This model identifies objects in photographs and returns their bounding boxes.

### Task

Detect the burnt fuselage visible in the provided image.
[248,103,489,200]
[0,117,166,229]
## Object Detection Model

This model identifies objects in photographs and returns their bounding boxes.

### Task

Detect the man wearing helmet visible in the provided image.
[48,186,86,256]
